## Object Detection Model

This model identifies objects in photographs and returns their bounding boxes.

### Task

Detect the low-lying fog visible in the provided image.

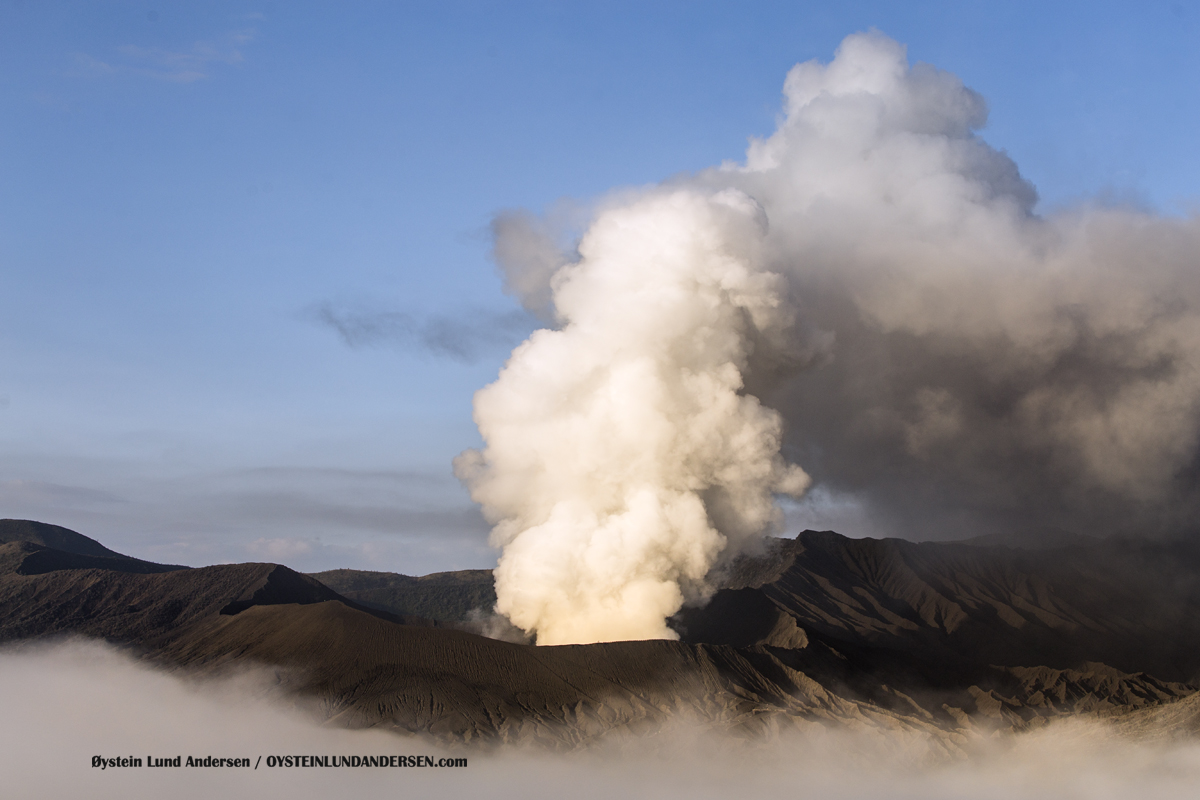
[3,641,1198,800]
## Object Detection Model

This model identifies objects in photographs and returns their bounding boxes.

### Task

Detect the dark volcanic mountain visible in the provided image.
[680,530,1200,683]
[1,518,143,560]
[311,567,495,623]
[1,519,1198,747]
[0,541,443,642]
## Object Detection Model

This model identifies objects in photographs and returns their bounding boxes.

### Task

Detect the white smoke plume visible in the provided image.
[464,30,1200,644]
[457,190,811,644]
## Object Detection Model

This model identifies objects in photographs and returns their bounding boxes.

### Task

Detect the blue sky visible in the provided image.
[1,0,1197,572]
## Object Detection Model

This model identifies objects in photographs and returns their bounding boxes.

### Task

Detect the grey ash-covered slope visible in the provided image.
[1,520,1198,746]
[681,530,1200,684]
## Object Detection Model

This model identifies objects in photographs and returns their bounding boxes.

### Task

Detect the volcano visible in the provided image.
[2,518,1197,748]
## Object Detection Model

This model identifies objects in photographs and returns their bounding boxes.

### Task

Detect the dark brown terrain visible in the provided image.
[681,530,1200,682]
[312,566,495,623]
[2,518,1198,748]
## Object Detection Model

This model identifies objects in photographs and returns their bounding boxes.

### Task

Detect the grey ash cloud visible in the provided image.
[311,301,533,363]
[487,32,1200,546]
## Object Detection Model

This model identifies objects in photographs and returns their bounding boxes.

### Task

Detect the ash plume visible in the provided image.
[456,190,810,644]
[460,31,1200,645]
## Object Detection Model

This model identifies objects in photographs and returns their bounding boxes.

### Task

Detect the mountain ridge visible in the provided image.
[1,520,1198,747]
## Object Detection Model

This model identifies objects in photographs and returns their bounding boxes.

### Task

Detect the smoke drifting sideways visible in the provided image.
[6,640,1200,800]
[310,301,532,363]
[460,30,1200,645]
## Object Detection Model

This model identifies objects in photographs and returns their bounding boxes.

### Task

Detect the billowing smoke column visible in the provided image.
[722,32,1200,540]
[456,190,810,644]
[461,31,1200,644]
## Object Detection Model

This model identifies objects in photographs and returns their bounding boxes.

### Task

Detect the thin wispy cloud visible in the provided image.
[0,478,124,507]
[310,301,534,363]
[74,29,255,83]
[0,453,496,572]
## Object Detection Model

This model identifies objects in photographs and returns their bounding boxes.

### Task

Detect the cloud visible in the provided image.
[490,210,575,319]
[235,532,493,574]
[245,537,314,562]
[0,459,495,574]
[5,640,1200,800]
[719,32,1200,541]
[460,190,812,644]
[74,29,255,83]
[310,301,534,363]
[0,640,465,800]
[0,478,124,509]
[468,30,1200,645]
[155,471,495,570]
[215,489,487,534]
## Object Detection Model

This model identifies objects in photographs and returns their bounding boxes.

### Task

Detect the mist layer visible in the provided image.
[6,642,1200,800]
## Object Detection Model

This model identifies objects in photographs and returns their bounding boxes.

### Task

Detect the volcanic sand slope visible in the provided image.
[150,596,1194,746]
[1109,688,1200,740]
[155,600,945,748]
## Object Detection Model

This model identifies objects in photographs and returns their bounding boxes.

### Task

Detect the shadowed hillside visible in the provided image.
[311,568,495,622]
[0,539,438,644]
[1,518,137,560]
[677,530,1200,683]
